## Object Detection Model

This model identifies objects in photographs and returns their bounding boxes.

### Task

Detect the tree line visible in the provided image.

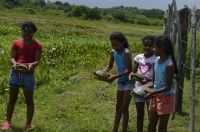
[0,0,199,26]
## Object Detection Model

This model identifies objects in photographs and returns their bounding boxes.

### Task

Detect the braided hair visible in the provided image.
[155,36,178,75]
[109,31,129,48]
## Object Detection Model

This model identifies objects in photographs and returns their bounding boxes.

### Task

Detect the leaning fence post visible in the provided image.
[171,20,177,120]
[190,5,197,132]
[173,0,182,114]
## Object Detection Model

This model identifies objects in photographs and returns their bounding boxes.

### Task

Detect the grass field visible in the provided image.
[0,11,200,132]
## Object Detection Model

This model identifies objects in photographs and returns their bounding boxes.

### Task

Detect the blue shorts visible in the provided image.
[134,97,150,103]
[117,80,135,91]
[7,70,35,91]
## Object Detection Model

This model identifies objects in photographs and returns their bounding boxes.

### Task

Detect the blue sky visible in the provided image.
[48,0,199,10]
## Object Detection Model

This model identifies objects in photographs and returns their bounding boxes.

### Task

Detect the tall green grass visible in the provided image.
[0,11,199,132]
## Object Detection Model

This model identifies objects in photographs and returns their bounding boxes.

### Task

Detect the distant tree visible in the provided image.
[85,8,101,20]
[63,2,70,6]
[39,0,46,7]
[102,9,108,16]
[64,6,72,13]
[71,5,90,17]
[113,12,127,22]
[55,1,63,6]
[1,1,14,9]
[141,9,164,19]
[0,1,167,26]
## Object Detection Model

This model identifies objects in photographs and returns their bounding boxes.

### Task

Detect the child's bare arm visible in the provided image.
[129,60,138,80]
[24,50,42,70]
[104,50,114,72]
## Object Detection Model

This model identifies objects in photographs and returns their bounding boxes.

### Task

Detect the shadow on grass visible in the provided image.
[175,111,189,117]
[7,125,44,132]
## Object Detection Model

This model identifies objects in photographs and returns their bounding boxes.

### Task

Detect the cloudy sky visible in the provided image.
[49,0,199,10]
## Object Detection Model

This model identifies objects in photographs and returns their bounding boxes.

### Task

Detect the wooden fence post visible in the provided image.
[174,2,189,113]
[172,21,177,53]
[190,5,197,132]
[162,10,168,35]
[171,20,177,120]
[162,4,173,37]
[168,4,173,37]
[173,0,182,113]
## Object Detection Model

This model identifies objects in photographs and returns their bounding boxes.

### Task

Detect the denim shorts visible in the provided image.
[134,97,150,103]
[7,70,35,91]
[117,80,135,91]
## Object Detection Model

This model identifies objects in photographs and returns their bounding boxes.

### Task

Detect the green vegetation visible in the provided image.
[0,0,166,26]
[1,0,200,27]
[0,8,200,132]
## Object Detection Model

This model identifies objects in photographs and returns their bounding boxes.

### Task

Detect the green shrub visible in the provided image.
[135,15,150,26]
[127,18,135,24]
[149,19,163,26]
[102,15,114,22]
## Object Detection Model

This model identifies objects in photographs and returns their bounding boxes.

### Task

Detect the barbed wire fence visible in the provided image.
[162,0,199,132]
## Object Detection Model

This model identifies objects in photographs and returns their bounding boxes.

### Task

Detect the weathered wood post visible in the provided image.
[174,3,189,113]
[172,0,182,119]
[172,21,177,53]
[171,20,177,120]
[168,3,173,37]
[162,4,173,38]
[162,10,169,36]
[190,5,197,132]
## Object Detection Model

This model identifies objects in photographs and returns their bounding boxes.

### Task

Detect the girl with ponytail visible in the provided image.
[144,35,178,132]
[103,31,135,132]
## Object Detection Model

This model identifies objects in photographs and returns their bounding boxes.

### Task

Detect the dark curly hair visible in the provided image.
[155,35,178,74]
[142,35,156,44]
[21,20,37,32]
[109,31,129,48]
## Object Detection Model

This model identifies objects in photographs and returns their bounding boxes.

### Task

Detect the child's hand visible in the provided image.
[23,63,34,71]
[13,62,21,69]
[128,72,134,80]
[144,90,155,99]
[107,74,117,84]
[140,76,148,84]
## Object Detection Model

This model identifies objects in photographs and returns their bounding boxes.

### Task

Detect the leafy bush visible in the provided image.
[149,19,163,26]
[135,15,150,25]
[71,5,89,17]
[102,15,114,22]
[112,12,127,22]
[127,18,135,24]
[70,6,101,20]
[85,8,101,20]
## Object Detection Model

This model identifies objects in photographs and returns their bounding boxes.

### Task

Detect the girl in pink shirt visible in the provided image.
[129,35,158,132]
